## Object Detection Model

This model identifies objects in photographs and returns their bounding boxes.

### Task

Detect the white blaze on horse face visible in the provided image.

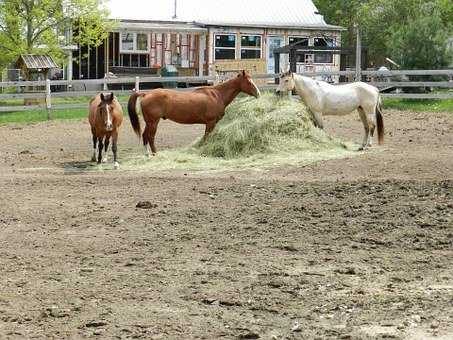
[250,78,261,98]
[105,104,113,131]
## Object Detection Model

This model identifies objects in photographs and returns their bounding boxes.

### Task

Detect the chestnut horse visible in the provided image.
[88,92,124,169]
[127,70,260,156]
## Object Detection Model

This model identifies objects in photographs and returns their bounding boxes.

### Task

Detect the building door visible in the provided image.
[267,36,284,74]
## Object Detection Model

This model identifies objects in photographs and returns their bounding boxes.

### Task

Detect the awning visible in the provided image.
[114,21,208,33]
[18,55,59,69]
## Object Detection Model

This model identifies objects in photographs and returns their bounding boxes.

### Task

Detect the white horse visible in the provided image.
[276,71,384,150]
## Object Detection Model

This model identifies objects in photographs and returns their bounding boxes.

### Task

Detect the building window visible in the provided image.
[215,34,236,60]
[241,35,261,59]
[313,37,334,64]
[121,33,134,52]
[136,33,149,51]
[120,32,149,53]
[314,37,334,47]
[120,54,150,68]
[289,36,309,46]
[314,53,333,63]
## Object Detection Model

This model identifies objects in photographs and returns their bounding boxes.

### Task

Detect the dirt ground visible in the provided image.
[0,109,452,340]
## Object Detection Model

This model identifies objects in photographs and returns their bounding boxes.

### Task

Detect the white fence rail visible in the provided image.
[0,70,452,117]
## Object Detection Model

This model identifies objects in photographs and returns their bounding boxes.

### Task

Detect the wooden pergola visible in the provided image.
[273,40,367,77]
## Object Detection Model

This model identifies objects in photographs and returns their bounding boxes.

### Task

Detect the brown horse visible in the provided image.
[127,70,260,156]
[88,92,124,169]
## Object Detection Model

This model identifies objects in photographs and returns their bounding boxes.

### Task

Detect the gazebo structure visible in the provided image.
[273,40,368,83]
[16,54,59,81]
[15,54,59,105]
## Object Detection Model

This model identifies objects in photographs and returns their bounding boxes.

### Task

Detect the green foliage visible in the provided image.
[387,14,451,69]
[314,0,453,68]
[0,0,113,70]
[313,0,364,46]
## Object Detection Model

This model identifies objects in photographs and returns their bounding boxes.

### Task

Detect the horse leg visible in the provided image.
[358,107,370,151]
[363,106,376,147]
[368,109,377,146]
[112,131,119,169]
[368,120,376,147]
[97,137,104,164]
[311,110,324,129]
[147,119,160,155]
[203,121,216,142]
[142,125,150,158]
[91,130,97,162]
[102,135,110,163]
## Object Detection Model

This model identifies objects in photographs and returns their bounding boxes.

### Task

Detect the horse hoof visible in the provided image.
[114,162,120,170]
[91,156,96,162]
[102,157,108,163]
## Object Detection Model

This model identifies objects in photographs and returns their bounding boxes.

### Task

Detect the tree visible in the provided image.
[314,0,452,68]
[387,13,451,69]
[359,0,452,67]
[313,0,365,47]
[0,0,113,69]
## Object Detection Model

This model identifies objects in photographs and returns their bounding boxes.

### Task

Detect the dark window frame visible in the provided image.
[240,34,262,60]
[214,34,236,60]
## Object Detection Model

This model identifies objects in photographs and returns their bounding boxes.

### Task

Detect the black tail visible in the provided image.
[376,96,384,145]
[127,92,143,138]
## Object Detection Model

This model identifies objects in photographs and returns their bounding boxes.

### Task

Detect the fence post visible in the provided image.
[135,76,140,91]
[45,79,52,120]
[355,24,362,82]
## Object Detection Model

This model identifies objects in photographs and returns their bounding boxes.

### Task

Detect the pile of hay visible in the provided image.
[195,92,344,158]
[123,92,353,171]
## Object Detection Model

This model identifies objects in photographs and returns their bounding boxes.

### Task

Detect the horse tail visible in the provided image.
[127,92,145,138]
[376,95,384,145]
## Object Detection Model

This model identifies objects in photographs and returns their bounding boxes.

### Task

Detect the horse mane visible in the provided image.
[213,76,238,91]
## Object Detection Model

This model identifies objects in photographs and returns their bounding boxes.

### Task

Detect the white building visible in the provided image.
[72,0,344,79]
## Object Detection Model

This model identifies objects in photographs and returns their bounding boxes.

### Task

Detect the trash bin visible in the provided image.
[160,65,178,88]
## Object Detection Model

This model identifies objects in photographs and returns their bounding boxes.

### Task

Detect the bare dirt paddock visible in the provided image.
[0,109,452,340]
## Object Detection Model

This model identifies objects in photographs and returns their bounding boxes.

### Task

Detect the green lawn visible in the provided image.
[0,97,452,125]
[0,108,88,124]
[383,98,453,113]
[0,95,130,124]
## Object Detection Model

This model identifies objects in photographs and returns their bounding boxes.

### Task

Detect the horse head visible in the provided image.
[237,70,260,98]
[276,71,296,96]
[98,92,115,131]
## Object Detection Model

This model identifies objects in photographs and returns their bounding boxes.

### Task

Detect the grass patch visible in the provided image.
[0,95,130,125]
[121,93,356,172]
[0,108,87,124]
[384,98,453,113]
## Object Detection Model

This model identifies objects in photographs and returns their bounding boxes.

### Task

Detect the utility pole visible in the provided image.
[355,24,362,82]
[172,0,177,19]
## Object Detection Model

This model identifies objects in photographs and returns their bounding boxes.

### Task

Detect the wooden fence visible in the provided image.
[0,69,452,118]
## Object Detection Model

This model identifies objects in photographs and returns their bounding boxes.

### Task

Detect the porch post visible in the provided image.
[289,49,296,73]
[274,52,280,84]
[355,24,362,82]
[198,34,206,77]
[105,36,110,76]
[67,52,73,81]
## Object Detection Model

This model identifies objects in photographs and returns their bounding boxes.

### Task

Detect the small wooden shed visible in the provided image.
[16,54,59,81]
